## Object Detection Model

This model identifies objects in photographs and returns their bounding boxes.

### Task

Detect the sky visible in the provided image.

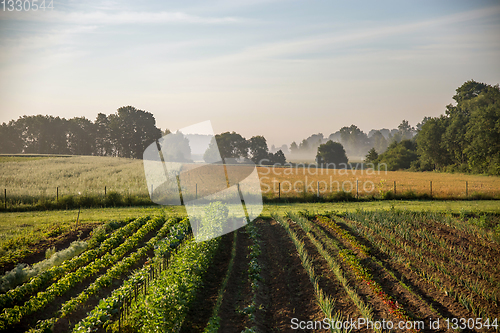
[0,0,499,147]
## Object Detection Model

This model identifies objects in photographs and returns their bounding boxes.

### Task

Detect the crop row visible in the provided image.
[317,214,444,320]
[351,211,499,294]
[339,211,499,322]
[71,218,191,333]
[31,216,180,332]
[0,217,144,309]
[284,213,375,324]
[240,221,262,333]
[119,231,221,332]
[0,215,160,329]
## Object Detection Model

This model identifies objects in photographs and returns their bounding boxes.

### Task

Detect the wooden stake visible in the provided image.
[76,206,81,230]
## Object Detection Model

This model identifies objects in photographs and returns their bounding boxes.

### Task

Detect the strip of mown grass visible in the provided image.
[261,200,500,218]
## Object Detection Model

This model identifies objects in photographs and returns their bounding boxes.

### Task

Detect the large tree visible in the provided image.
[416,116,450,170]
[67,117,95,155]
[204,131,248,163]
[108,106,162,159]
[376,140,418,171]
[339,125,369,157]
[464,84,500,174]
[0,120,22,154]
[315,140,348,165]
[94,113,112,156]
[248,135,269,164]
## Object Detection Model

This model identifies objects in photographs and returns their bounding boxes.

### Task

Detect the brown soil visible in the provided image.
[180,232,234,332]
[256,219,324,333]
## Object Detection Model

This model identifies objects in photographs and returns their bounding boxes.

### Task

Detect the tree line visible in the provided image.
[365,80,500,175]
[204,132,286,165]
[0,107,286,164]
[1,80,498,174]
[287,119,421,161]
[0,106,162,159]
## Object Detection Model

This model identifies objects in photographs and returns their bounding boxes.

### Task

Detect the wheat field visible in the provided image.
[1,155,499,200]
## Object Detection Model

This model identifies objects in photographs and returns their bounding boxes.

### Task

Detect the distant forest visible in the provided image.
[0,106,162,159]
[0,80,499,174]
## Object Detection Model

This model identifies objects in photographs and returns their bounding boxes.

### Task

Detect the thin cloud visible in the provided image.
[195,4,500,64]
[0,10,245,25]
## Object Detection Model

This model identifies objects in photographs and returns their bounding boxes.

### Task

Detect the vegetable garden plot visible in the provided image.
[301,211,500,332]
[0,215,189,332]
[1,210,499,332]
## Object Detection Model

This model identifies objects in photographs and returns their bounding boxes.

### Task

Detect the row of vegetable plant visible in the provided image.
[118,236,220,332]
[0,217,143,309]
[240,221,262,333]
[315,214,444,322]
[0,215,162,329]
[31,216,180,332]
[283,213,376,325]
[292,212,422,330]
[339,212,499,323]
[70,218,192,333]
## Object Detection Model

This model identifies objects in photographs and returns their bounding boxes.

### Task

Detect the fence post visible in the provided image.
[105,186,107,196]
[278,182,281,199]
[394,181,396,195]
[303,181,306,199]
[430,181,432,198]
[151,184,153,195]
[4,189,6,210]
[56,187,59,202]
[317,181,320,198]
[356,180,359,199]
[466,181,468,198]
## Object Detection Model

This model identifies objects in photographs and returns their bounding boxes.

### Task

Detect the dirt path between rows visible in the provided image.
[217,227,253,332]
[256,219,323,333]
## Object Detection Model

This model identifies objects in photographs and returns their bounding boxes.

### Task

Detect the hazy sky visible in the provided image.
[1,0,499,147]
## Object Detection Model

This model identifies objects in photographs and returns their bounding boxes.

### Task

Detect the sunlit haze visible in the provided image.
[1,0,499,147]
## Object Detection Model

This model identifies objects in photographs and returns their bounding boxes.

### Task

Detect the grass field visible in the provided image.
[1,156,499,206]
